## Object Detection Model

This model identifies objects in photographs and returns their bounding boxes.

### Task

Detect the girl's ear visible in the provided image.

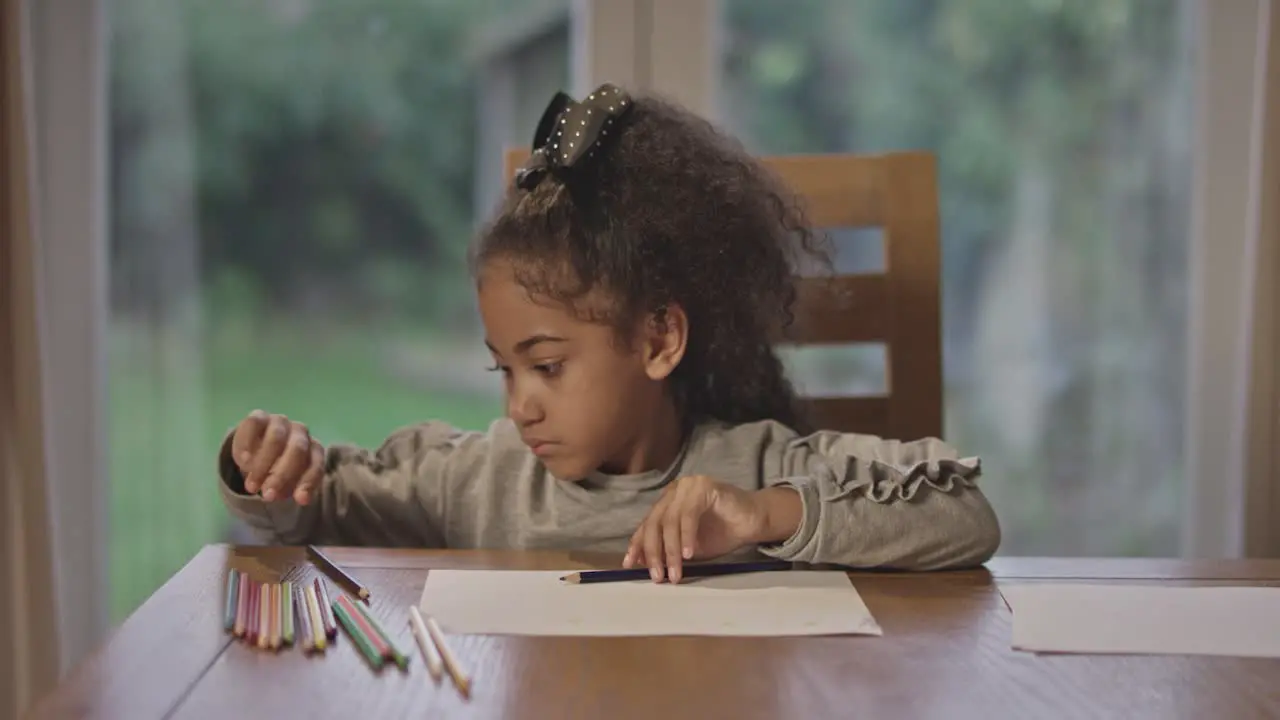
[642,303,688,381]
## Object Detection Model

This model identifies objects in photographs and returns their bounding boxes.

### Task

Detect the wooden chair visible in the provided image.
[503,149,943,441]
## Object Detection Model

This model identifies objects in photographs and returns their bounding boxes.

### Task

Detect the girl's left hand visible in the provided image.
[623,475,797,583]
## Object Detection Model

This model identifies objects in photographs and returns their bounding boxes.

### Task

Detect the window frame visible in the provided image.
[30,0,1276,672]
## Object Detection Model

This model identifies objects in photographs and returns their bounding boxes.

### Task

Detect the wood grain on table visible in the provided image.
[24,546,1280,720]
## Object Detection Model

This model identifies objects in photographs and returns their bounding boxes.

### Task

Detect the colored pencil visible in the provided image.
[234,571,249,637]
[408,606,443,682]
[246,578,259,645]
[313,578,338,639]
[560,559,793,584]
[346,596,409,670]
[423,613,470,697]
[353,600,409,671]
[295,585,315,652]
[258,582,271,649]
[223,570,240,632]
[333,597,385,670]
[306,545,371,603]
[305,584,327,651]
[264,583,274,650]
[282,581,295,646]
[336,595,392,661]
[268,583,281,650]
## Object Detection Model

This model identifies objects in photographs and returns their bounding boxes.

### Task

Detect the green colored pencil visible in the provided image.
[333,599,384,670]
[281,581,294,645]
[352,598,409,670]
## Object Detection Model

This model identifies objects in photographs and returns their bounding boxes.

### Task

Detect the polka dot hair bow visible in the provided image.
[514,83,634,191]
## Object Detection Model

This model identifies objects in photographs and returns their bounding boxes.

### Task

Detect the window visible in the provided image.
[107,0,569,620]
[721,0,1196,556]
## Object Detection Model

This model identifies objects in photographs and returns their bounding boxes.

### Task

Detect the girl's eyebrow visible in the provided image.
[485,334,569,356]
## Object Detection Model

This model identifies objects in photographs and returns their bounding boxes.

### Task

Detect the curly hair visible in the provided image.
[469,91,832,434]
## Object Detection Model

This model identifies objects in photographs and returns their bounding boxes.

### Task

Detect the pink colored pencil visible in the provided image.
[246,578,259,645]
[234,571,249,637]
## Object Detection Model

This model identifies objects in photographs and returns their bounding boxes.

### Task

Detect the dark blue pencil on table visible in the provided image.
[560,560,792,584]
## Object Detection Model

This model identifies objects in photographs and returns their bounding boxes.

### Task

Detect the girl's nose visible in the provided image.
[506,380,544,426]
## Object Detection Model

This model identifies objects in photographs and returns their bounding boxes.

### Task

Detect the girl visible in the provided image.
[218,84,1000,583]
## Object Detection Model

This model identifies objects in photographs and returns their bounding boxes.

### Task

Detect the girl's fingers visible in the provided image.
[626,490,673,570]
[293,440,325,505]
[624,508,649,568]
[662,501,685,583]
[232,410,269,473]
[260,427,311,501]
[245,416,289,493]
[678,503,701,563]
[623,526,644,568]
[642,513,665,582]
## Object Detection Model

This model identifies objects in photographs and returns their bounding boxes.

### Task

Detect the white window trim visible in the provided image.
[571,0,718,116]
[1185,0,1279,558]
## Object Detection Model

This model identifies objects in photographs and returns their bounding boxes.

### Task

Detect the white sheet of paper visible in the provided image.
[418,569,882,637]
[1001,583,1280,658]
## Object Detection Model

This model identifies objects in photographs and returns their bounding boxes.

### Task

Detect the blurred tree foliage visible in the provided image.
[110,0,526,327]
[107,0,1193,555]
[722,0,1193,554]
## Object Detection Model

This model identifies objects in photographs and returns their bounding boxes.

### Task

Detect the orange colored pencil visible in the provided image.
[246,578,259,645]
[268,583,281,650]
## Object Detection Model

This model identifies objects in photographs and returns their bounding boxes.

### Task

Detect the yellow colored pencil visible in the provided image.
[424,613,471,697]
[305,584,327,652]
[258,582,270,649]
[408,605,443,682]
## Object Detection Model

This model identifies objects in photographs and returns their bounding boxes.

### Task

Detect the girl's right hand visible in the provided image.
[231,410,325,505]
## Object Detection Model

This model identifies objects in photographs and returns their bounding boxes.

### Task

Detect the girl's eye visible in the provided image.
[486,364,511,376]
[534,361,564,377]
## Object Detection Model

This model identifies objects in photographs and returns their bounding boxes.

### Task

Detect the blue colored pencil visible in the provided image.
[560,559,792,584]
[223,569,240,631]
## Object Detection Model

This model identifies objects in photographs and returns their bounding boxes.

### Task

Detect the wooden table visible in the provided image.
[25,546,1280,719]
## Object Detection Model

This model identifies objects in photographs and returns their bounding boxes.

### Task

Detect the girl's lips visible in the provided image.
[526,440,555,456]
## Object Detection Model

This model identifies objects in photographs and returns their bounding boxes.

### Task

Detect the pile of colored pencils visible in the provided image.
[224,570,340,653]
[222,568,410,673]
[225,569,299,651]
